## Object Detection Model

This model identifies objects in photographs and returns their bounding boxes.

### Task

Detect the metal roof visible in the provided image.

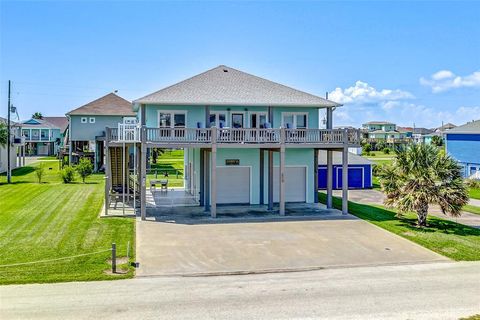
[67,93,135,116]
[134,65,340,108]
[318,150,373,165]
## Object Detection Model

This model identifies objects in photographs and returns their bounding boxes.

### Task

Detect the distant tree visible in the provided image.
[76,158,94,183]
[151,148,165,164]
[0,122,7,146]
[32,112,43,120]
[377,144,468,227]
[431,135,443,147]
[35,163,45,183]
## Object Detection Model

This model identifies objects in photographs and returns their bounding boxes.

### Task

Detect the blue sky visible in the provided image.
[1,1,479,128]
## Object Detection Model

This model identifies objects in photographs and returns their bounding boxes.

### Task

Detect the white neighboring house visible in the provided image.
[0,117,23,174]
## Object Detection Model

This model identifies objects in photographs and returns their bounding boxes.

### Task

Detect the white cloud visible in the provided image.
[329,81,414,104]
[420,69,480,93]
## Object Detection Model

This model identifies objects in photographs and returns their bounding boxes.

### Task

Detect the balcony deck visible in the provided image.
[106,126,361,149]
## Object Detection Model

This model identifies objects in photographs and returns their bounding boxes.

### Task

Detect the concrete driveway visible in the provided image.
[136,211,447,276]
[334,189,480,229]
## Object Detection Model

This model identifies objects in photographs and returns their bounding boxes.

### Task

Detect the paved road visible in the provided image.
[335,189,480,228]
[1,262,479,319]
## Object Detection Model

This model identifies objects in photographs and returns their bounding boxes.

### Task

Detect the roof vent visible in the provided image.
[223,69,228,72]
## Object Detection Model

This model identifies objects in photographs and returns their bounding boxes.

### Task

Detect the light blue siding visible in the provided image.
[70,115,127,141]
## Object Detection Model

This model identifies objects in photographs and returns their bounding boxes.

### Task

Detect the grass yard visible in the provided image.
[463,204,480,216]
[318,192,480,261]
[469,188,480,200]
[147,149,184,187]
[0,160,135,285]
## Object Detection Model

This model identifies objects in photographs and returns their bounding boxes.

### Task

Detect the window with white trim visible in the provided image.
[89,117,95,123]
[209,112,227,127]
[282,113,308,129]
[158,111,186,128]
[81,117,87,123]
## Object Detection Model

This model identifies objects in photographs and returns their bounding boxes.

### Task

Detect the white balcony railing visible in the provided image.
[108,126,361,145]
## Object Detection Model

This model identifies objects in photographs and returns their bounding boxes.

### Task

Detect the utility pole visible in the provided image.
[7,80,11,184]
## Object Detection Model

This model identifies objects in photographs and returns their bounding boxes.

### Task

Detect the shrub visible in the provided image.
[465,179,480,189]
[35,163,45,183]
[76,158,94,183]
[61,166,76,183]
[383,148,391,154]
[363,143,372,153]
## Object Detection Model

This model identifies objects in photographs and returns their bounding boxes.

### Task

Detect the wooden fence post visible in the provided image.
[111,243,116,273]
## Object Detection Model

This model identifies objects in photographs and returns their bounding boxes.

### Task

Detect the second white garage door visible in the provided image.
[217,167,251,204]
[273,166,307,202]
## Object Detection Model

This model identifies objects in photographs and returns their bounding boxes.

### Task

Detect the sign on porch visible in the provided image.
[225,159,240,166]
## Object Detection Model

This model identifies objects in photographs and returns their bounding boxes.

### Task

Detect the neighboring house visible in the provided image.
[362,121,406,143]
[66,93,136,171]
[0,117,23,173]
[424,123,456,145]
[20,117,67,156]
[104,65,361,218]
[445,120,480,179]
[397,127,433,144]
[318,151,373,189]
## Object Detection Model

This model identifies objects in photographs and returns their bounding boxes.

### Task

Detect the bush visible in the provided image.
[383,148,391,154]
[376,141,386,151]
[363,143,372,153]
[465,179,480,189]
[61,166,76,183]
[35,163,45,183]
[76,158,94,183]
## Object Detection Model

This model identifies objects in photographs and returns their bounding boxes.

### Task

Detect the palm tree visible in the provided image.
[377,144,468,227]
[32,112,43,119]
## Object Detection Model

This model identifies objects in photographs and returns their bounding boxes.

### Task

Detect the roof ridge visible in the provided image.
[66,92,131,115]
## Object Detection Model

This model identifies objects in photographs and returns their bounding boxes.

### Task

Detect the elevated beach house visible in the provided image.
[66,93,136,171]
[20,117,67,156]
[445,120,480,178]
[104,65,360,219]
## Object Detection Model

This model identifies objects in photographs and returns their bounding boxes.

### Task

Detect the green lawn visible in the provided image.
[463,204,480,216]
[147,149,184,187]
[469,188,480,200]
[318,193,480,261]
[0,160,135,285]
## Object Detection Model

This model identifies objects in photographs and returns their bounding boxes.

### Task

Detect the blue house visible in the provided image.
[20,117,68,156]
[318,151,373,189]
[445,120,480,178]
[103,65,360,218]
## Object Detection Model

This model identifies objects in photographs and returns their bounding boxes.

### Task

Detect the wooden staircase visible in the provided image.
[109,147,129,191]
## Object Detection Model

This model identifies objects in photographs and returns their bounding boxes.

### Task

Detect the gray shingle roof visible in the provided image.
[21,118,60,129]
[67,93,135,116]
[134,65,340,108]
[43,117,68,133]
[363,121,395,126]
[446,120,480,134]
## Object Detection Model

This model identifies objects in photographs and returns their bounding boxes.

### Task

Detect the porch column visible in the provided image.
[140,126,147,220]
[326,107,333,209]
[342,130,349,214]
[104,129,110,216]
[94,142,98,172]
[259,149,264,205]
[313,148,319,203]
[268,150,274,210]
[279,128,286,216]
[199,149,205,206]
[210,127,217,218]
[204,149,210,212]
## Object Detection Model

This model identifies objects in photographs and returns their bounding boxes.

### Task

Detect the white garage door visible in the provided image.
[273,166,306,202]
[217,167,250,204]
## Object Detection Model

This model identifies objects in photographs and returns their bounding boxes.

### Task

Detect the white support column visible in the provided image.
[342,129,349,215]
[326,107,334,209]
[279,127,286,216]
[210,127,217,218]
[268,150,274,210]
[140,126,147,220]
[326,150,333,208]
[104,129,110,216]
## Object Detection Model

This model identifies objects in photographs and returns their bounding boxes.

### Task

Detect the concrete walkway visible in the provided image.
[334,189,480,229]
[469,198,480,207]
[2,262,479,319]
[136,206,447,277]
